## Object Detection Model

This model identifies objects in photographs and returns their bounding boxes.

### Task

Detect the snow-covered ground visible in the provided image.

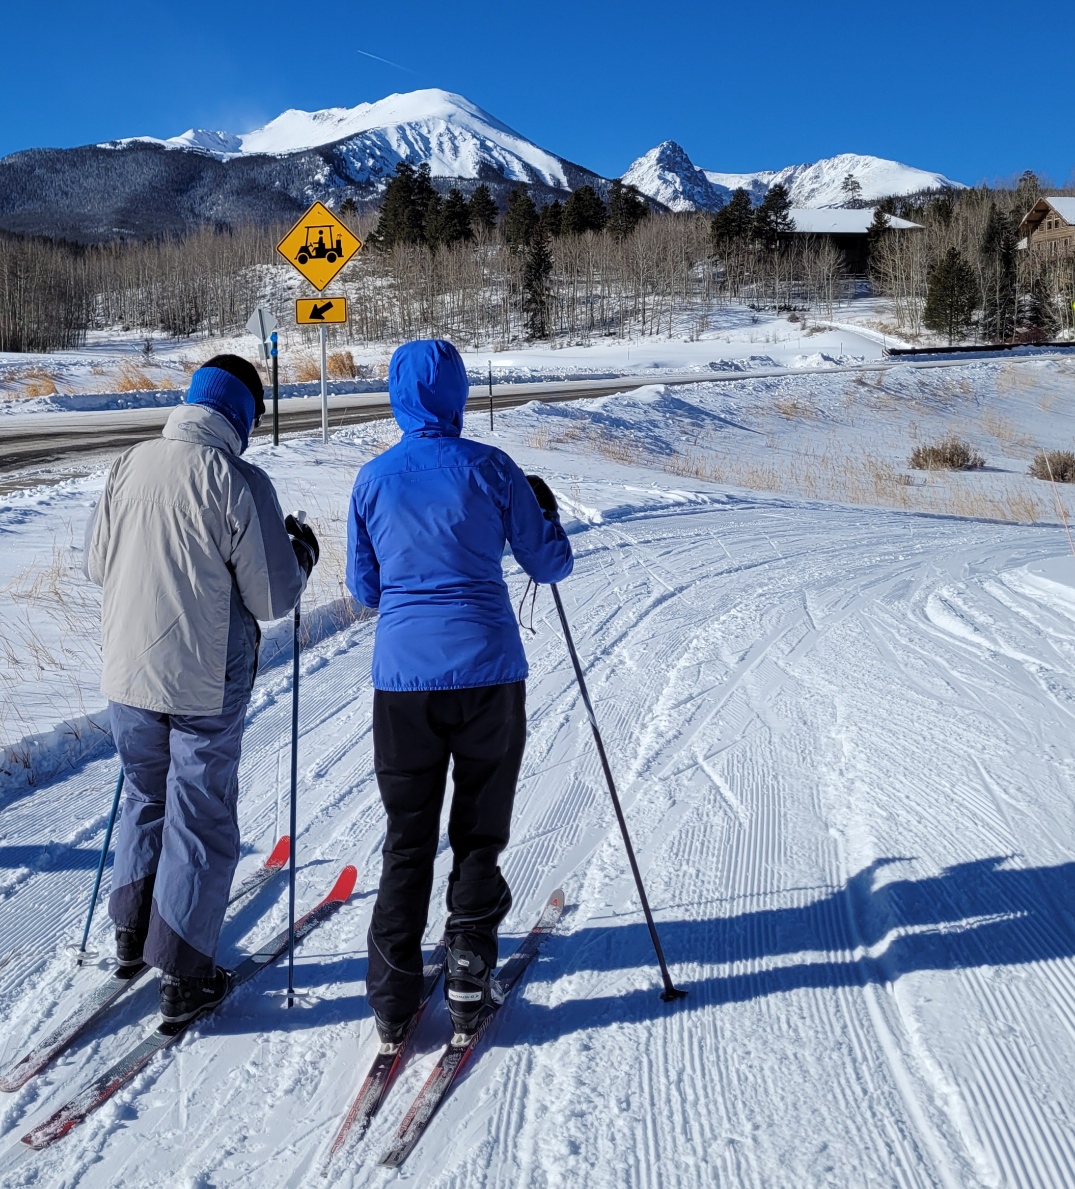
[4,354,1075,1184]
[0,308,890,415]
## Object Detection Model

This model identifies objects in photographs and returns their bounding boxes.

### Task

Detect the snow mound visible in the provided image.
[110,89,571,188]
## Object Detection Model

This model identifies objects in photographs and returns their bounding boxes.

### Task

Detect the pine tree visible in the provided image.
[372,162,417,248]
[752,183,793,248]
[841,173,863,208]
[435,189,473,247]
[1018,271,1059,340]
[339,196,359,222]
[606,180,648,240]
[371,162,440,249]
[503,186,539,252]
[980,203,1017,343]
[522,229,554,339]
[866,206,890,261]
[467,184,499,233]
[538,198,564,238]
[1015,170,1043,214]
[561,185,608,235]
[923,247,977,343]
[422,191,444,249]
[710,188,753,249]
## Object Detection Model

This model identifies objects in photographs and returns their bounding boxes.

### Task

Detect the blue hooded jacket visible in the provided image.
[346,340,573,691]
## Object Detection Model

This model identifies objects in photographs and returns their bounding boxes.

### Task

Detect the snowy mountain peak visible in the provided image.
[107,89,573,190]
[621,142,731,213]
[628,146,964,212]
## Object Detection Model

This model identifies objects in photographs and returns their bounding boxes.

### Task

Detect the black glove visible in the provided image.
[525,474,558,520]
[285,515,320,576]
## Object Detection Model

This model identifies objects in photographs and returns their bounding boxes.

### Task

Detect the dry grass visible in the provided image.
[774,397,817,420]
[1029,450,1075,483]
[114,363,156,392]
[909,438,985,471]
[981,410,1034,453]
[327,350,356,379]
[292,355,321,383]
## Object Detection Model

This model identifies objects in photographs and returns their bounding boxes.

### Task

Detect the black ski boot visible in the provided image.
[114,926,145,974]
[374,1012,413,1053]
[159,967,231,1027]
[444,944,499,1040]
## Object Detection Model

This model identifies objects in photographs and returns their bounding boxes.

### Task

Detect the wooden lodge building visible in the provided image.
[1018,197,1075,258]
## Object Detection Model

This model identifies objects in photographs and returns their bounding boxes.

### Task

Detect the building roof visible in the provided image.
[788,208,922,234]
[1019,196,1075,234]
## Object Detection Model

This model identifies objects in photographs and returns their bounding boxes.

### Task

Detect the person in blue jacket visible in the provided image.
[346,338,573,1044]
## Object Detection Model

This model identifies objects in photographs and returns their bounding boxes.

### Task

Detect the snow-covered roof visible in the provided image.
[789,208,922,234]
[1043,197,1075,224]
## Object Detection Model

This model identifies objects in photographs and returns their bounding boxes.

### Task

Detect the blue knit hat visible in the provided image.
[185,366,257,452]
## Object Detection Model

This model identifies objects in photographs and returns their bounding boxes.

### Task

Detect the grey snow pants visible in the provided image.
[107,700,246,978]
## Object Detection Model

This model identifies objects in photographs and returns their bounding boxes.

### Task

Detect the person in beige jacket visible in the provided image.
[84,355,319,1023]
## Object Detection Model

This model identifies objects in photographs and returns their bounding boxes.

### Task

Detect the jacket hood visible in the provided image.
[389,340,469,436]
[163,402,243,455]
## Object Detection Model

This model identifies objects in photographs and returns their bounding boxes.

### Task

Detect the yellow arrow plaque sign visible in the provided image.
[296,297,348,325]
[277,202,362,291]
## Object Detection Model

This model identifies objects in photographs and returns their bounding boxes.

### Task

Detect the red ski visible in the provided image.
[380,889,564,1169]
[22,863,356,1150]
[322,937,446,1175]
[0,836,291,1094]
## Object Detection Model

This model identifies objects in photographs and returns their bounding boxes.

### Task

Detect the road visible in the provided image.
[2,352,1072,481]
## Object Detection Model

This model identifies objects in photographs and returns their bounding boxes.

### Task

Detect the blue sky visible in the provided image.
[1,0,1071,185]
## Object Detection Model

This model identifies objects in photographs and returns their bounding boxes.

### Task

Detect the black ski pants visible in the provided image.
[367,681,526,1024]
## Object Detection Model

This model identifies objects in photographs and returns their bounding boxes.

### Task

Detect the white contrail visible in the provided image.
[355,48,414,73]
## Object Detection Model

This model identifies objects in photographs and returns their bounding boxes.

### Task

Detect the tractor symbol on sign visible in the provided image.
[295,225,344,265]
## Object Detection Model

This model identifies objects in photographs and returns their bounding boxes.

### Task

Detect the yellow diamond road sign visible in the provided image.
[277,202,362,291]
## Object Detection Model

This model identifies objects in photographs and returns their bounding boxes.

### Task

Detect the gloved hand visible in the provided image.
[285,514,320,576]
[525,474,558,520]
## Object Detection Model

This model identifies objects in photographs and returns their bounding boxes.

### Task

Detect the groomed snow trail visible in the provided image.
[3,483,1075,1187]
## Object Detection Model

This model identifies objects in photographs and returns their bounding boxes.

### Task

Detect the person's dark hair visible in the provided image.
[202,354,265,421]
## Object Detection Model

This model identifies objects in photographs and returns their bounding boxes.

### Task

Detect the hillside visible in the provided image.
[0,90,604,241]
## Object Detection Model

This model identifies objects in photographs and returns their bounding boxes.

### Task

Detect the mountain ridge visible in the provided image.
[0,89,965,241]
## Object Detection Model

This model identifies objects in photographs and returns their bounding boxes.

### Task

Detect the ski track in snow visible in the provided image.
[3,488,1075,1184]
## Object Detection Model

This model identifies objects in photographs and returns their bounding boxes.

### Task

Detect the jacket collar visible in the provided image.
[162,403,242,455]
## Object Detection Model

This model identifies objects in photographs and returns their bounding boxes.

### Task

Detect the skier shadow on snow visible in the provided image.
[485,855,1075,1044]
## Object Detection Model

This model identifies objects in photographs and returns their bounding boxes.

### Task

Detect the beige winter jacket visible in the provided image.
[85,404,305,716]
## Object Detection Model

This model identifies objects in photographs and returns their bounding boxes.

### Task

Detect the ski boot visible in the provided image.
[374,1012,413,1054]
[159,966,231,1027]
[444,944,500,1043]
[114,926,145,975]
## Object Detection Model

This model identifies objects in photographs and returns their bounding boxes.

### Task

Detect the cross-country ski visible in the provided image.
[381,888,565,1169]
[321,937,446,1175]
[0,835,290,1093]
[21,864,356,1150]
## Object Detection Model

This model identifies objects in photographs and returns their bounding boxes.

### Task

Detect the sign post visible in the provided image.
[271,331,280,446]
[276,202,362,445]
[245,307,279,444]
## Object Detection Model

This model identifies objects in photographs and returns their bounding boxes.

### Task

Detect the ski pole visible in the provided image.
[550,584,687,1002]
[287,594,300,1008]
[74,768,124,966]
[286,511,307,1009]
